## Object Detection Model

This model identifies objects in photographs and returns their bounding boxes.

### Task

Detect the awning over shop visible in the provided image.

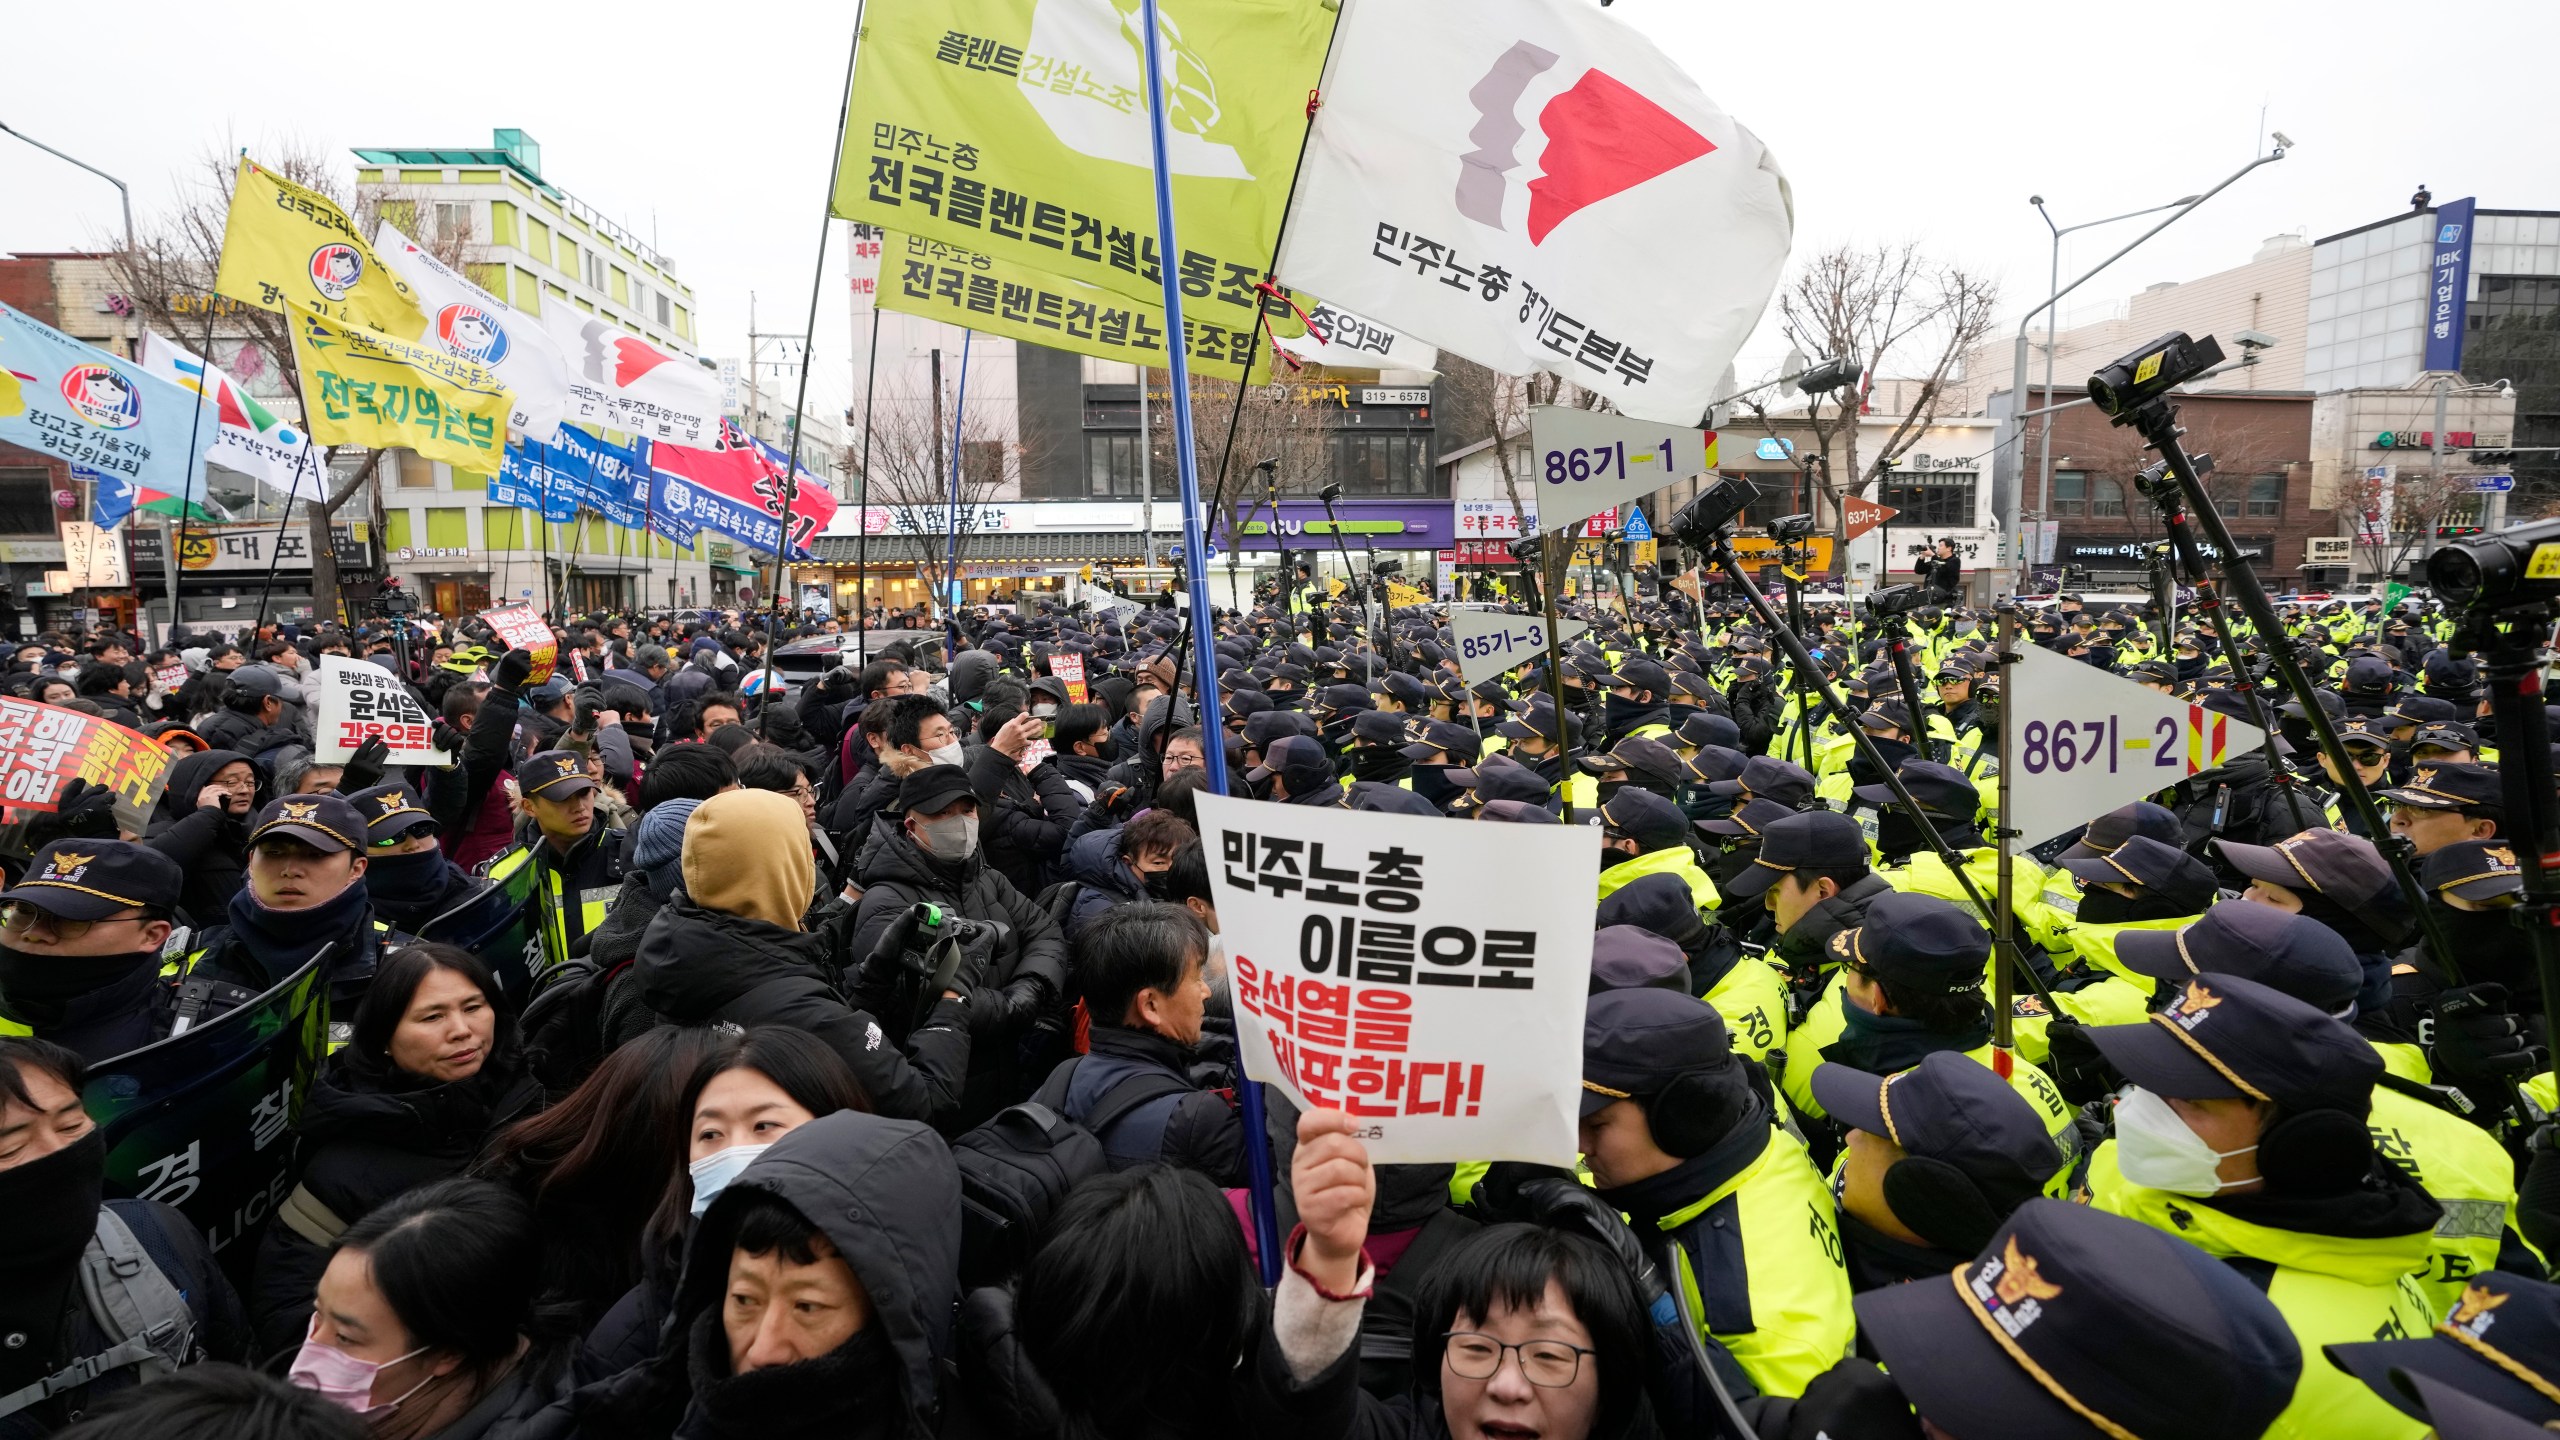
[800,532,1161,565]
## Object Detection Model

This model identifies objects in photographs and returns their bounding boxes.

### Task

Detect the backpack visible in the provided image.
[1028,879,1085,937]
[517,955,638,1095]
[0,1207,196,1420]
[948,1060,1191,1289]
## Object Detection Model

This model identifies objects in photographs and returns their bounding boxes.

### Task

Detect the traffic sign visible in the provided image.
[2472,473,2515,492]
[2005,643,2266,848]
[1451,610,1588,686]
[1621,506,1654,543]
[1526,406,1712,539]
[1842,495,1898,542]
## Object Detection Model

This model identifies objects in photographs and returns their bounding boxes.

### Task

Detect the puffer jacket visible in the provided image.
[247,1049,541,1356]
[633,894,972,1128]
[143,746,258,927]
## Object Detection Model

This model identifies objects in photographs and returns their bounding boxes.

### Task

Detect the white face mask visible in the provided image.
[688,1141,774,1218]
[927,740,965,768]
[2113,1086,2257,1196]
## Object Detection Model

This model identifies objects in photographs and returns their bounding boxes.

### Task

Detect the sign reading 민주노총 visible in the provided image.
[86,954,328,1258]
[1450,610,1587,686]
[2004,642,2267,849]
[314,654,451,766]
[1275,0,1792,425]
[834,0,1335,370]
[1196,793,1597,1165]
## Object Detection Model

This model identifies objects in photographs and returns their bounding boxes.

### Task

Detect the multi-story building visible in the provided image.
[351,128,734,614]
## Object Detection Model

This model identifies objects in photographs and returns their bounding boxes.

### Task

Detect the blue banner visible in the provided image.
[565,427,652,530]
[83,465,134,529]
[0,301,215,497]
[493,438,578,522]
[656,469,782,554]
[2424,197,2476,375]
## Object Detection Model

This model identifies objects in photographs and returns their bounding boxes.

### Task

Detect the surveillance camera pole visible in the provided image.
[1697,524,2059,1014]
[2115,393,2461,986]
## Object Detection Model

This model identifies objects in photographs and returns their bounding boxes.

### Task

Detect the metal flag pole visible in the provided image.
[941,331,973,657]
[1137,0,1273,1285]
[856,304,880,658]
[755,13,864,725]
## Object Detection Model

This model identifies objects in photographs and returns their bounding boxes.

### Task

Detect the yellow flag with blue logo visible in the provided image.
[215,158,425,336]
[287,311,510,471]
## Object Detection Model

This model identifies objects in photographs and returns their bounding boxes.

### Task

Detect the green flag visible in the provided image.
[2384,581,2411,612]
[833,0,1335,372]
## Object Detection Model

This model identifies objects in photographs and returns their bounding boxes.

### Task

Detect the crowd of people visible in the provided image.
[0,576,2554,1440]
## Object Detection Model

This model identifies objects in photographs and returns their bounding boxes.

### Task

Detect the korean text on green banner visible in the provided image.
[834,0,1336,372]
[881,232,1277,383]
[1195,793,1598,1165]
[481,603,559,684]
[86,954,328,1258]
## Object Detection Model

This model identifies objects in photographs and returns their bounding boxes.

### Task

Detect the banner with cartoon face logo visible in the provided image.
[0,301,219,507]
[214,158,427,338]
[287,311,513,473]
[376,220,571,443]
[831,0,1335,370]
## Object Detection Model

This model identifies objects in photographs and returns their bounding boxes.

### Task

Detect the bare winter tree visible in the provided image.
[1434,354,1607,536]
[105,143,467,624]
[1742,244,2000,550]
[842,375,1027,611]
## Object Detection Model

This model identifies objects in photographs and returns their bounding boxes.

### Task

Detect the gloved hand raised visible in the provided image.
[492,648,536,692]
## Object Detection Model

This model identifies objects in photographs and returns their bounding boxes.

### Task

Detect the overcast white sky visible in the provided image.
[7,0,2558,420]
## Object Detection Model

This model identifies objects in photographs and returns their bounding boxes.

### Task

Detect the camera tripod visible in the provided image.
[2454,603,2560,1040]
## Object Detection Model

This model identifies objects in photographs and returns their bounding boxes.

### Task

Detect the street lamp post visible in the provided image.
[2029,196,2198,523]
[2003,141,2291,592]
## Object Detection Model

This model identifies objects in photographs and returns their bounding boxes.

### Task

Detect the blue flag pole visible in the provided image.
[1137,0,1274,1284]
[942,331,972,654]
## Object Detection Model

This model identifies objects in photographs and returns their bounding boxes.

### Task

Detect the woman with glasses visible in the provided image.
[142,746,262,928]
[248,944,542,1360]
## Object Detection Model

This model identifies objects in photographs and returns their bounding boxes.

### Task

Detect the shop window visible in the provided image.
[2091,479,2126,517]
[2245,474,2285,518]
[1879,469,1977,527]
[1086,433,1143,497]
[2049,470,2086,517]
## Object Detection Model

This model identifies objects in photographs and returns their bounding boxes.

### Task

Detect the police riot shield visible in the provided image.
[82,948,329,1279]
[420,871,541,1000]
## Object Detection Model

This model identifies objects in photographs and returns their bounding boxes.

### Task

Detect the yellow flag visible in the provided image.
[288,311,510,471]
[215,159,425,336]
[1386,581,1430,609]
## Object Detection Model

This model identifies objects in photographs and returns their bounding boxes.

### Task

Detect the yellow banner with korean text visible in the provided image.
[287,312,511,472]
[214,158,425,337]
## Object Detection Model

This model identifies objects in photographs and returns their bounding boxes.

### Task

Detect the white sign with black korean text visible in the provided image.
[1197,793,1598,1165]
[1526,406,1710,540]
[2004,643,2264,848]
[1450,610,1587,686]
[313,655,449,766]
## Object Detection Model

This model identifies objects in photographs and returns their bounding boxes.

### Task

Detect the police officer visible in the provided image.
[497,750,629,972]
[1577,985,1853,1398]
[171,795,404,1036]
[2327,1269,2560,1433]
[1856,1198,2303,1440]
[2380,761,2505,858]
[2083,972,2444,1439]
[345,784,483,939]
[1492,700,1594,818]
[0,842,185,1061]
[1593,788,1720,911]
[1811,1049,2067,1290]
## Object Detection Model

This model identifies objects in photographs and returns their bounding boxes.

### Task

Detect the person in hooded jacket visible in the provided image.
[579,1109,959,1440]
[1061,810,1195,943]
[637,789,974,1129]
[143,748,260,928]
[845,766,1067,1128]
[193,669,306,776]
[249,945,541,1359]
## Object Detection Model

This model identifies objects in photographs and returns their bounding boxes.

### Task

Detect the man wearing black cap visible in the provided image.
[1396,718,1479,813]
[1339,709,1414,790]
[1812,1050,2067,1290]
[170,794,409,1034]
[1595,788,1720,913]
[1857,1197,2303,1440]
[1738,809,1894,997]
[0,841,186,1060]
[1247,735,1345,808]
[1861,759,2075,957]
[2382,761,2504,858]
[2328,1270,2560,1436]
[499,748,631,972]
[1577,986,1853,1397]
[2083,973,2444,1437]
[1598,656,1674,747]
[1579,735,1681,809]
[1495,701,1594,818]
[345,783,488,942]
[1779,892,2076,1156]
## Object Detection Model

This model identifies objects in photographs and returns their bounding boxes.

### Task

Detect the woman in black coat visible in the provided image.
[249,943,541,1357]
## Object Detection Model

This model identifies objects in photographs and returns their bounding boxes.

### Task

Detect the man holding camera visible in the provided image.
[1913,536,1963,604]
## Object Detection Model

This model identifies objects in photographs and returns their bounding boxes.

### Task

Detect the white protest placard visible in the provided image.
[1451,610,1588,686]
[1077,581,1140,620]
[2004,643,2266,848]
[313,655,449,766]
[1197,792,1598,1165]
[1526,406,1712,539]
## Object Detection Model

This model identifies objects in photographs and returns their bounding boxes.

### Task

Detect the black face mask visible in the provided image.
[1604,693,1657,730]
[0,1127,106,1392]
[2431,900,2520,962]
[2177,655,2208,681]
[2074,886,2197,926]
[0,946,159,1003]
[1595,778,1628,806]
[1409,764,1461,808]
[1666,702,1701,728]
[1876,809,1940,861]
[1350,747,1407,783]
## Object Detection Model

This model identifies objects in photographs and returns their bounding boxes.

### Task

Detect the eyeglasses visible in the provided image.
[788,783,818,802]
[1,904,145,941]
[1441,1332,1594,1388]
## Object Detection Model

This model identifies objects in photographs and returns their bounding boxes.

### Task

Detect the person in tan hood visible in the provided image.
[634,788,974,1127]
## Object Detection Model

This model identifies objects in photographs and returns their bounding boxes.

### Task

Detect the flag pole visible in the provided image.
[756,11,865,724]
[941,331,972,656]
[1137,0,1275,1287]
[855,300,880,658]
